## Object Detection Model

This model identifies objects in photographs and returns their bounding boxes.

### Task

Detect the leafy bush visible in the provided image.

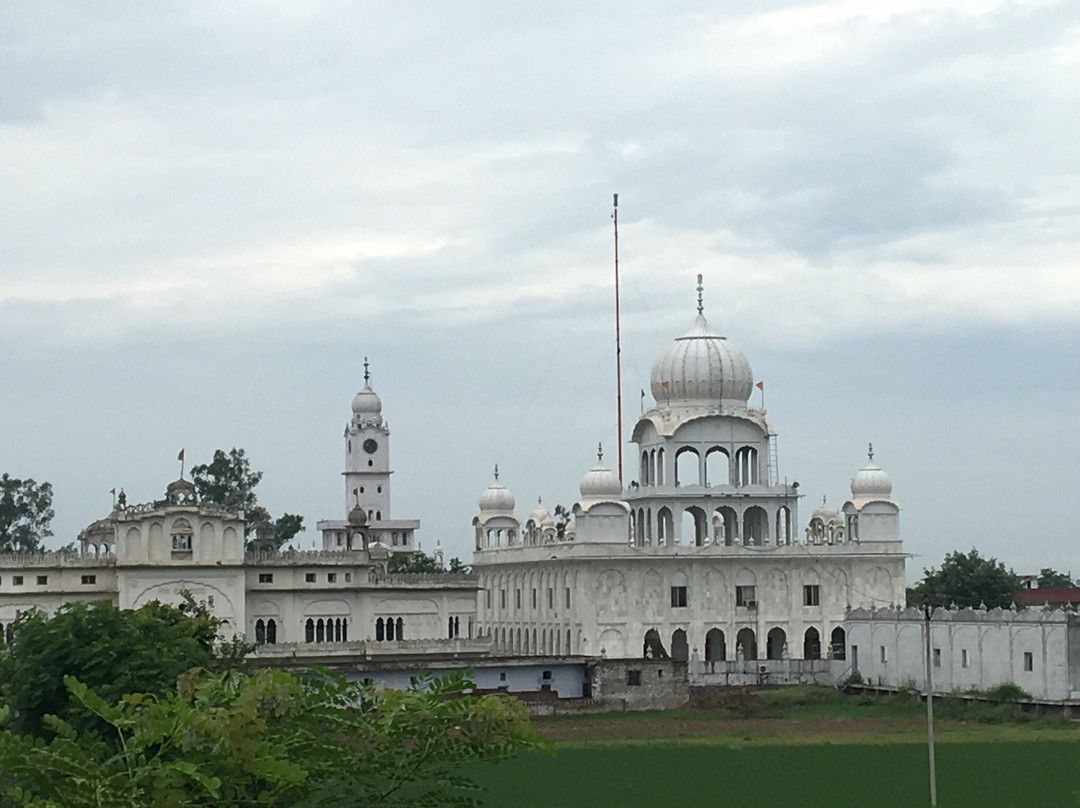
[979,682,1032,702]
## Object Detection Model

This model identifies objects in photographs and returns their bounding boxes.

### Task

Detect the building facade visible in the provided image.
[846,605,1080,702]
[0,375,482,663]
[473,283,907,664]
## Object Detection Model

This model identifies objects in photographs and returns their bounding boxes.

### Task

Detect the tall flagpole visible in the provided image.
[613,193,623,482]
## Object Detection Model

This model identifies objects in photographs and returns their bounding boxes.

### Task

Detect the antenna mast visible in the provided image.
[613,193,623,482]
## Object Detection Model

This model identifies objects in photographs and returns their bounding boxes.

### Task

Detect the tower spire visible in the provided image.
[494,464,500,481]
[597,442,604,463]
[868,442,874,462]
[696,273,704,316]
[363,356,370,385]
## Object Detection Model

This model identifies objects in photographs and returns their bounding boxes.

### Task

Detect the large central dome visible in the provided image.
[650,313,753,407]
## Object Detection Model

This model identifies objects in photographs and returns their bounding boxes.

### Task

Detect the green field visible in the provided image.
[474,741,1080,808]
[472,688,1080,807]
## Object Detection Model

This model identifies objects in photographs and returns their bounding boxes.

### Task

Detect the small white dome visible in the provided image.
[851,463,892,499]
[479,471,515,514]
[351,385,383,418]
[851,444,892,499]
[650,313,753,407]
[579,462,624,501]
[527,499,551,525]
[811,499,841,523]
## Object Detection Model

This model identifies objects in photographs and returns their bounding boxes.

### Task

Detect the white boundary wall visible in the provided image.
[845,606,1080,702]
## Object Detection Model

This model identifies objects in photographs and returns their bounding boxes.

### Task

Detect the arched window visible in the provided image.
[342,618,348,642]
[670,629,689,662]
[316,619,325,643]
[170,517,193,553]
[524,631,530,654]
[643,629,667,659]
[675,447,700,487]
[266,619,277,644]
[735,447,759,486]
[376,617,385,641]
[566,628,572,655]
[767,627,786,660]
[736,627,757,660]
[386,616,396,641]
[776,506,792,545]
[641,451,650,485]
[334,618,342,642]
[743,506,769,546]
[705,628,726,662]
[705,447,730,487]
[656,447,665,485]
[657,507,674,546]
[396,617,403,640]
[255,619,266,645]
[831,627,846,660]
[453,616,459,638]
[804,627,821,660]
[305,619,315,643]
[449,616,455,639]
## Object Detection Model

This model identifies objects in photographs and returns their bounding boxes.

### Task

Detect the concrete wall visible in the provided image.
[589,659,689,710]
[343,661,588,699]
[845,606,1078,702]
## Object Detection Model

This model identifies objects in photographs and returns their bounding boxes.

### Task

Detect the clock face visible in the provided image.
[363,438,378,454]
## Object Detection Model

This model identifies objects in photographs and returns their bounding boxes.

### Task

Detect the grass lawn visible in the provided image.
[474,741,1080,808]
[472,688,1080,807]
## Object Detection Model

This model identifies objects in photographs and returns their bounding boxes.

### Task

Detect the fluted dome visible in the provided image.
[851,462,892,499]
[650,314,753,407]
[810,500,840,523]
[351,385,383,419]
[479,474,515,514]
[579,462,624,500]
[527,499,551,525]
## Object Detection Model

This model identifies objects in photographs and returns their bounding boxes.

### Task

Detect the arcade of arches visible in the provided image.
[643,626,845,662]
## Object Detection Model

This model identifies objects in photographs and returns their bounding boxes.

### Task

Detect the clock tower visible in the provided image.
[318,359,420,553]
[344,358,392,522]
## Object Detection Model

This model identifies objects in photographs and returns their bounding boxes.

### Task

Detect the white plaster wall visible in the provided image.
[845,607,1073,701]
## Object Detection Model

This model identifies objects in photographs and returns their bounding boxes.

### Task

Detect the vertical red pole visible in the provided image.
[614,193,623,482]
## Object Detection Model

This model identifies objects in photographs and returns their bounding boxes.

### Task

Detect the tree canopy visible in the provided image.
[1037,568,1073,588]
[0,598,222,737]
[0,474,54,553]
[190,448,304,549]
[0,667,544,807]
[387,550,442,574]
[907,548,1022,609]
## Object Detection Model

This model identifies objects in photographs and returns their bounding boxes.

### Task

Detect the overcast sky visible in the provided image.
[3,1,1079,581]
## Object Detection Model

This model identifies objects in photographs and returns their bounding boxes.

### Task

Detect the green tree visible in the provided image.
[0,667,544,808]
[190,448,304,549]
[907,548,1022,609]
[388,550,442,574]
[1037,567,1073,588]
[553,504,572,539]
[448,557,468,573]
[0,598,220,737]
[0,475,54,553]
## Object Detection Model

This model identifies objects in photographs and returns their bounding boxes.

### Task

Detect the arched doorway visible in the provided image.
[705,628,726,662]
[670,629,689,662]
[643,628,669,659]
[736,627,757,660]
[831,626,846,660]
[804,627,821,660]
[766,627,786,660]
[743,506,769,546]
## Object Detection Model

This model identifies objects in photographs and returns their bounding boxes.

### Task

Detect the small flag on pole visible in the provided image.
[755,381,764,391]
[177,449,185,462]
[661,381,670,389]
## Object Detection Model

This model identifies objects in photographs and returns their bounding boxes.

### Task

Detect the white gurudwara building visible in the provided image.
[473,281,907,665]
[0,369,483,664]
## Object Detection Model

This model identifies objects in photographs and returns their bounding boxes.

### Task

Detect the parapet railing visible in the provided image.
[0,552,117,568]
